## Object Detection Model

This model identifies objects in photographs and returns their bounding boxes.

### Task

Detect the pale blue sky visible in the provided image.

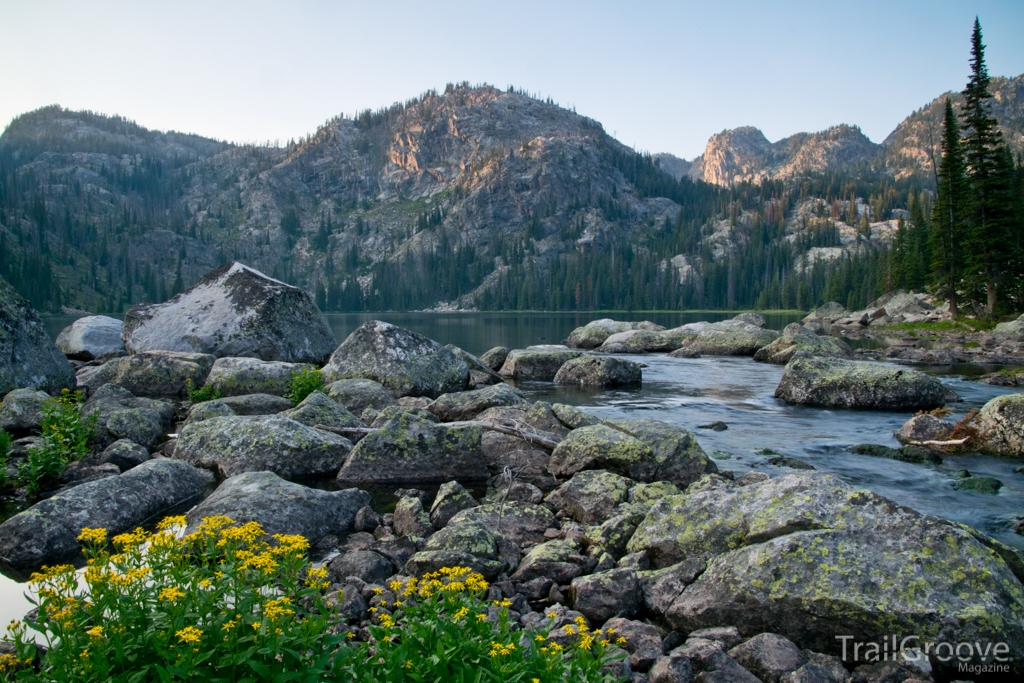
[2,0,1023,159]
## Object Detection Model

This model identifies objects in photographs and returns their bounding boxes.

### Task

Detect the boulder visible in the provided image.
[952,475,1002,494]
[322,321,468,399]
[205,357,314,397]
[568,568,641,623]
[97,439,150,472]
[185,471,369,545]
[600,329,682,353]
[477,346,509,371]
[973,393,1024,456]
[82,351,216,398]
[217,393,293,415]
[992,313,1024,343]
[405,519,515,579]
[328,550,394,585]
[448,501,555,546]
[368,405,438,427]
[626,472,1024,676]
[0,458,207,573]
[669,320,780,357]
[672,638,761,682]
[803,302,846,323]
[553,356,643,387]
[545,470,634,524]
[548,424,654,479]
[427,383,527,422]
[324,378,398,415]
[122,262,336,364]
[881,291,934,318]
[498,345,584,381]
[55,315,125,360]
[335,413,487,485]
[753,323,853,365]
[445,345,504,388]
[429,480,479,529]
[551,403,601,429]
[733,312,766,327]
[393,496,433,537]
[605,419,717,486]
[510,539,583,584]
[566,319,637,349]
[0,388,50,435]
[278,390,363,430]
[728,633,807,683]
[184,400,236,424]
[80,384,174,449]
[602,617,664,672]
[175,415,352,479]
[893,414,955,445]
[648,650,694,683]
[774,357,947,411]
[0,275,76,397]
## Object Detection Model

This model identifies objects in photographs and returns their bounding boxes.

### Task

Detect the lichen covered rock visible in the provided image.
[55,315,125,360]
[322,321,468,399]
[0,388,50,435]
[670,320,780,357]
[753,323,853,365]
[427,383,527,422]
[279,390,363,430]
[973,392,1024,456]
[174,414,352,479]
[498,345,584,381]
[448,501,555,546]
[82,351,216,398]
[335,412,487,485]
[324,378,398,415]
[553,356,642,387]
[544,470,634,524]
[122,262,337,364]
[566,319,637,349]
[548,425,655,479]
[774,357,947,410]
[81,383,174,449]
[205,357,314,397]
[606,418,717,485]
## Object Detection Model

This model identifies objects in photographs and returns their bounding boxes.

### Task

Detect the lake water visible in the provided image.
[8,311,1020,631]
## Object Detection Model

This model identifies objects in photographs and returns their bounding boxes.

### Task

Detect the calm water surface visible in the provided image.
[9,312,1019,629]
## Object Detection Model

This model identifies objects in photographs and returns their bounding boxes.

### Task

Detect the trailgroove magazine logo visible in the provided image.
[835,635,1012,675]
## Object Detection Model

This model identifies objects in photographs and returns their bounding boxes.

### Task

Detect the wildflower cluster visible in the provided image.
[0,515,339,682]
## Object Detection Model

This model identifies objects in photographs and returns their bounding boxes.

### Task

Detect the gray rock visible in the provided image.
[81,384,174,449]
[567,319,638,349]
[600,329,682,353]
[893,414,954,445]
[0,276,76,397]
[216,393,293,415]
[606,419,717,486]
[98,439,150,472]
[353,506,381,532]
[549,424,655,479]
[993,313,1024,343]
[603,617,664,672]
[554,356,643,387]
[649,651,695,683]
[625,473,1024,670]
[322,320,468,399]
[689,627,743,649]
[328,550,394,585]
[732,312,766,328]
[393,496,433,537]
[478,346,510,371]
[327,583,369,623]
[0,388,50,435]
[368,405,438,428]
[498,345,584,381]
[86,351,216,398]
[429,480,479,529]
[669,320,780,357]
[0,458,207,573]
[279,390,363,430]
[55,315,125,361]
[122,262,337,364]
[336,412,487,485]
[637,561,706,616]
[427,383,527,422]
[60,460,121,487]
[545,470,634,524]
[952,475,1002,494]
[510,539,583,584]
[184,400,236,424]
[568,568,641,623]
[405,520,509,579]
[445,345,504,387]
[804,302,846,323]
[973,393,1024,456]
[585,514,640,559]
[448,501,556,546]
[774,357,947,410]
[175,414,352,479]
[780,662,842,683]
[753,323,853,365]
[673,639,760,683]
[324,378,398,415]
[552,403,602,429]
[205,357,315,397]
[728,633,807,683]
[185,471,369,546]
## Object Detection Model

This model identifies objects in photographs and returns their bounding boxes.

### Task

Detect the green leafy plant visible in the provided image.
[185,378,222,404]
[285,367,323,406]
[18,390,96,497]
[0,429,11,490]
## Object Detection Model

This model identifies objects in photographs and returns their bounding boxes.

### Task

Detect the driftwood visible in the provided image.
[906,437,970,448]
[314,420,560,451]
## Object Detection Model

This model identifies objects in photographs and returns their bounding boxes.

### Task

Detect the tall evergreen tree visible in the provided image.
[961,18,1015,313]
[931,98,967,319]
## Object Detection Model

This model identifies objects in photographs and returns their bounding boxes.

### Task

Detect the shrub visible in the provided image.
[285,367,323,406]
[18,390,96,497]
[0,517,624,683]
[185,378,222,405]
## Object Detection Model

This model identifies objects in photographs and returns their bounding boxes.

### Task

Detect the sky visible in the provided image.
[2,0,1023,160]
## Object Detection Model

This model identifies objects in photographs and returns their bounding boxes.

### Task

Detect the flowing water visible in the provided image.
[7,312,1020,629]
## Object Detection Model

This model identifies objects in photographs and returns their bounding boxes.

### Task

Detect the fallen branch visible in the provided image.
[313,420,560,451]
[907,437,970,448]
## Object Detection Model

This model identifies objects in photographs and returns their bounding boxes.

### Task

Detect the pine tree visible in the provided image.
[931,98,968,319]
[961,18,1015,313]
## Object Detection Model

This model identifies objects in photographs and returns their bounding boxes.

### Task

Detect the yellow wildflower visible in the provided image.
[86,626,103,639]
[176,626,202,644]
[77,528,107,545]
[158,586,185,602]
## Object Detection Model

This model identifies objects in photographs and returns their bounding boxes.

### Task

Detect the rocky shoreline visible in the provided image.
[2,263,1024,682]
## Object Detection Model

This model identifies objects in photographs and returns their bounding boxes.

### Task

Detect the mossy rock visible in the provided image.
[81,384,174,449]
[766,455,815,470]
[974,393,1024,456]
[185,400,236,424]
[324,378,398,415]
[605,418,717,485]
[553,356,642,388]
[448,501,555,546]
[205,357,314,397]
[498,345,584,381]
[0,388,51,435]
[952,476,1003,494]
[279,390,363,430]
[549,424,655,480]
[510,539,583,584]
[753,323,852,365]
[218,393,293,415]
[566,319,636,349]
[478,347,510,371]
[775,357,948,411]
[551,403,601,429]
[670,320,780,357]
[427,383,527,422]
[545,469,634,523]
[846,443,942,465]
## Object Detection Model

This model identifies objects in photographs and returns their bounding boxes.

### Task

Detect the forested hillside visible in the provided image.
[1,61,1022,316]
